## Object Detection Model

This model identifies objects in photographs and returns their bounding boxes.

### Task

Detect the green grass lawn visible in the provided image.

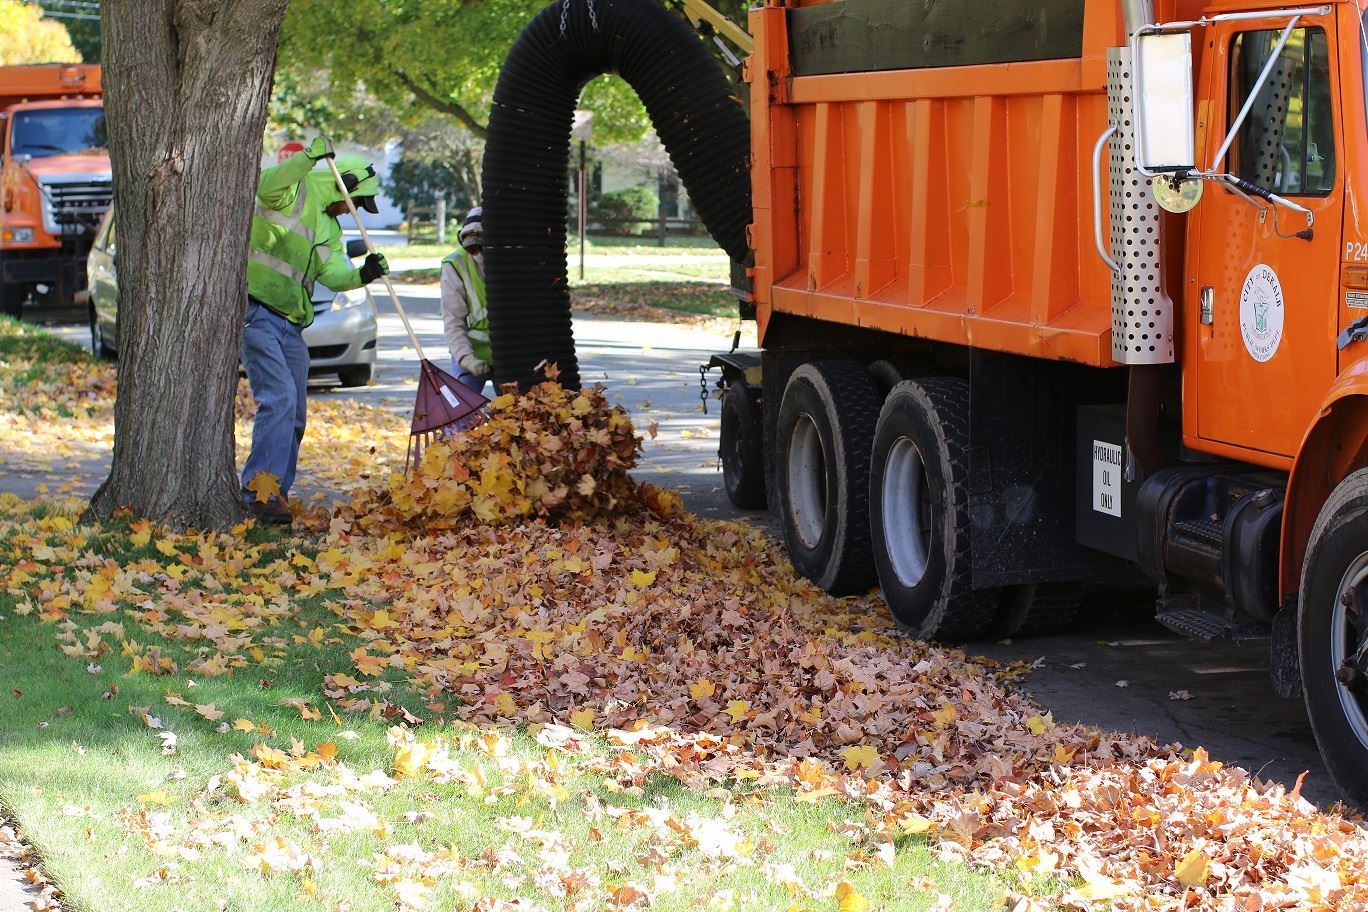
[379,235,723,262]
[0,500,1045,912]
[383,238,736,322]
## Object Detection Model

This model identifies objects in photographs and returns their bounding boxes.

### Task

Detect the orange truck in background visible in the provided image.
[0,63,109,317]
[706,0,1368,804]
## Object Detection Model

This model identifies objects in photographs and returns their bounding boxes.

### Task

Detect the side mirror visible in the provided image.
[1134,32,1196,172]
[345,238,369,259]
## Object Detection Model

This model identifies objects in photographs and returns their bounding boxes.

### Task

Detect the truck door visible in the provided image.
[1190,15,1341,461]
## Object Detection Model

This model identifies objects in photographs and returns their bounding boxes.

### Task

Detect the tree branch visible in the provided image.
[394,70,488,139]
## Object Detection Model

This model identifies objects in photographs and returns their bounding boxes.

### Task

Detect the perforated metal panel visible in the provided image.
[1106,48,1174,365]
[1249,58,1294,192]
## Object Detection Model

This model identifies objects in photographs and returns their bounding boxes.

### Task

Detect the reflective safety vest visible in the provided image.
[442,247,491,364]
[247,153,363,327]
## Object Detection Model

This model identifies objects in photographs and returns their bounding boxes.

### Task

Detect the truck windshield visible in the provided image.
[11,107,106,158]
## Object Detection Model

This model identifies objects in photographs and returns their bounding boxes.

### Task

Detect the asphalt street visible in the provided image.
[24,285,1345,808]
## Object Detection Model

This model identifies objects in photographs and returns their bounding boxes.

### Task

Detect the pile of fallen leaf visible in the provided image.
[7,368,1368,910]
[368,379,642,529]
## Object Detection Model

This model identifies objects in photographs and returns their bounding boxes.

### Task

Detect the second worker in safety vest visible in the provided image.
[241,136,389,525]
[441,206,491,393]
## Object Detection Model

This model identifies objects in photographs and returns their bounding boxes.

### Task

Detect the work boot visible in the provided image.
[244,495,292,526]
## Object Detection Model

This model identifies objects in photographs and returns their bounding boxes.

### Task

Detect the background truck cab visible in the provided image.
[0,63,110,318]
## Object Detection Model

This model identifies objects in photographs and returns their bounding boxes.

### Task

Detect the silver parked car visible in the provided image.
[85,210,379,387]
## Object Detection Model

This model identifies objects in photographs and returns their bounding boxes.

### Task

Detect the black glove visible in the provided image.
[359,252,389,283]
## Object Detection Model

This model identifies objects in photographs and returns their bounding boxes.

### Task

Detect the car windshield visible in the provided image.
[11,107,106,158]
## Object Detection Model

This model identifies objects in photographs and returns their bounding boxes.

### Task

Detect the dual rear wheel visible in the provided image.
[774,360,1081,641]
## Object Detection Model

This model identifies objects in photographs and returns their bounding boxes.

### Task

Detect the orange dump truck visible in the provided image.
[703,0,1368,802]
[0,63,109,317]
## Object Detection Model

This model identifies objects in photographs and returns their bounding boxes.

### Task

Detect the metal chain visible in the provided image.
[560,0,599,36]
[698,365,710,415]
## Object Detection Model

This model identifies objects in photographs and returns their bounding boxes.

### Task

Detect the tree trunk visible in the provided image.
[87,0,288,529]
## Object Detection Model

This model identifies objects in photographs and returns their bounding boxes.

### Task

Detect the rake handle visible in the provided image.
[321,155,427,362]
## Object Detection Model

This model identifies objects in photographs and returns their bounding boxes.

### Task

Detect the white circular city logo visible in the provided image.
[1239,263,1284,363]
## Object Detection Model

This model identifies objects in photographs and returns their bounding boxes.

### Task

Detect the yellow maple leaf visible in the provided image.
[570,395,592,416]
[569,707,595,731]
[899,815,935,835]
[136,789,179,806]
[1025,714,1051,735]
[493,692,517,716]
[724,700,750,722]
[931,703,958,727]
[835,882,869,912]
[232,718,257,733]
[154,539,179,557]
[840,744,880,772]
[1053,744,1075,765]
[489,393,515,410]
[245,471,282,504]
[689,678,717,700]
[629,569,657,588]
[394,741,431,778]
[1175,847,1209,888]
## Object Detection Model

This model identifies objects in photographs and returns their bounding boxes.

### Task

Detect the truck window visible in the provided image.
[1229,27,1334,196]
[10,107,106,159]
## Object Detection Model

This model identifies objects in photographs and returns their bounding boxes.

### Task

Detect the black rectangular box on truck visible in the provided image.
[1075,404,1143,562]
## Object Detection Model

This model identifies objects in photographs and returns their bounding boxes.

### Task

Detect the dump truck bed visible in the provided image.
[747,0,1206,367]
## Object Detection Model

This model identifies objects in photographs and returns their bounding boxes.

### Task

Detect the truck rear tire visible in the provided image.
[776,360,881,595]
[993,581,1084,638]
[720,381,766,510]
[1299,468,1368,806]
[869,377,997,641]
[1,283,24,319]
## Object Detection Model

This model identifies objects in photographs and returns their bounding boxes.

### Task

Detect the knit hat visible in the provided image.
[459,206,482,248]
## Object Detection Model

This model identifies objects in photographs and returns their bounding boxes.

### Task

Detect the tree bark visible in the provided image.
[87,0,288,529]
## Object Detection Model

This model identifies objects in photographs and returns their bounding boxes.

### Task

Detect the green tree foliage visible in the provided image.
[277,0,749,144]
[0,0,80,64]
[37,2,100,61]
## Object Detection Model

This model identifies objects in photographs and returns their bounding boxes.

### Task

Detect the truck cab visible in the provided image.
[0,64,110,317]
[700,0,1368,805]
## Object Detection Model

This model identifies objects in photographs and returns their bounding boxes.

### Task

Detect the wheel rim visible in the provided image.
[882,436,933,588]
[1331,553,1368,749]
[786,413,827,549]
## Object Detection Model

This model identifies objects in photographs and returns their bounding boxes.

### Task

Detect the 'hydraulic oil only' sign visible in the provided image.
[1092,440,1122,517]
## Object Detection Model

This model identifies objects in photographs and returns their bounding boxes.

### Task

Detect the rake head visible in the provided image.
[407,358,489,468]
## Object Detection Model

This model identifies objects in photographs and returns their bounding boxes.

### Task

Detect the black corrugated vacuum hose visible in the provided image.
[482,0,752,390]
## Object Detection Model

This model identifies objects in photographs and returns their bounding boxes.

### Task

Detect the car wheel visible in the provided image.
[869,377,998,641]
[720,382,766,510]
[1299,468,1368,806]
[337,364,373,387]
[776,360,881,595]
[89,304,111,360]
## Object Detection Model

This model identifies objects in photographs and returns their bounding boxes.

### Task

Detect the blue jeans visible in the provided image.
[241,301,308,497]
